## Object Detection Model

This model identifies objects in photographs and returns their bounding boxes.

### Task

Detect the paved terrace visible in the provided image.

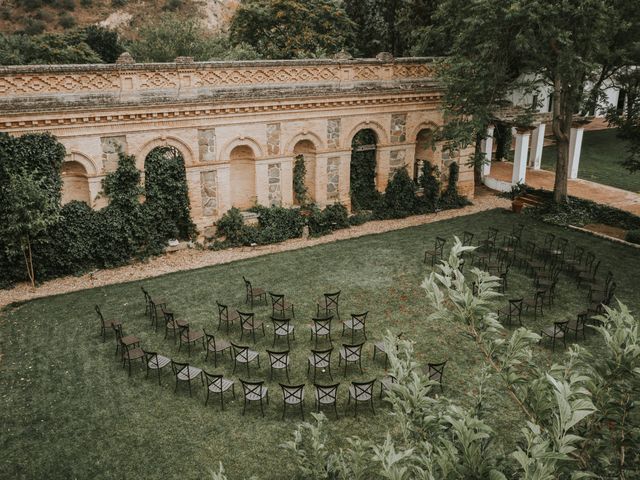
[488,161,640,215]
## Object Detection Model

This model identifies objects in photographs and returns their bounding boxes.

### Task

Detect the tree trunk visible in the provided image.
[551,75,573,204]
[22,234,35,288]
[473,131,483,185]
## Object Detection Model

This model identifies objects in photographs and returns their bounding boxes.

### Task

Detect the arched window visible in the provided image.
[229,145,257,209]
[61,161,90,205]
[350,129,378,210]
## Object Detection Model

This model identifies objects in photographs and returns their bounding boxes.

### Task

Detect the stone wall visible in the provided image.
[0,57,475,231]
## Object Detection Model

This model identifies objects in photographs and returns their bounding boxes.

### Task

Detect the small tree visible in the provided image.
[1,168,60,286]
[418,160,440,210]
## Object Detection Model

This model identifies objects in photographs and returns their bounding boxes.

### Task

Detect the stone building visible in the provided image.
[0,55,474,233]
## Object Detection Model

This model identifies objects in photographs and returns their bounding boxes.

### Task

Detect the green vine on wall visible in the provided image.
[292,154,308,206]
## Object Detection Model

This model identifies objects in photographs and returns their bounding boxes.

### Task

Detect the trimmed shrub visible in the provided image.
[308,203,349,236]
[215,207,246,245]
[625,229,640,245]
[251,205,305,244]
[419,160,440,209]
[58,13,76,29]
[378,167,420,218]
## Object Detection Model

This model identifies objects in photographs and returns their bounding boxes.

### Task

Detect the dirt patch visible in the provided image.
[583,223,627,240]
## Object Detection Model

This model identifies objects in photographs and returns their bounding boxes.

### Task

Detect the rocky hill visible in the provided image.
[1,0,238,36]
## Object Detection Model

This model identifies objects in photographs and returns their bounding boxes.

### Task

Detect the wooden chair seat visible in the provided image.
[177,366,202,381]
[120,335,140,347]
[235,349,259,363]
[208,377,234,394]
[147,354,171,370]
[208,338,231,353]
[245,386,268,401]
[123,347,144,361]
[181,330,204,343]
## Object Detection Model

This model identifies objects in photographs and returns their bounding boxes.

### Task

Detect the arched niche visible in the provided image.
[229,145,257,209]
[136,137,195,171]
[61,160,91,205]
[293,139,317,204]
[414,127,438,182]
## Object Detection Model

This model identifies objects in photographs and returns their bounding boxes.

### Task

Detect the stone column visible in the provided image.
[216,165,231,214]
[376,146,392,192]
[529,123,546,170]
[255,161,270,206]
[481,125,495,177]
[512,127,532,184]
[314,154,328,208]
[405,143,417,180]
[568,125,585,180]
[337,150,351,210]
[280,157,294,207]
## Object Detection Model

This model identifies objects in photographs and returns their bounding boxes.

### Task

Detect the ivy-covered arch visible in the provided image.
[144,146,196,241]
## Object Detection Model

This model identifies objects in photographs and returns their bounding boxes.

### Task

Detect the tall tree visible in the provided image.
[230,0,355,59]
[417,0,638,203]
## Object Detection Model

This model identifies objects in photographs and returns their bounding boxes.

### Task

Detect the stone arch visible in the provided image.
[61,160,91,205]
[410,121,440,143]
[66,150,98,176]
[292,139,317,204]
[221,137,264,162]
[136,136,195,170]
[350,128,380,209]
[343,120,389,148]
[284,131,325,154]
[229,144,257,209]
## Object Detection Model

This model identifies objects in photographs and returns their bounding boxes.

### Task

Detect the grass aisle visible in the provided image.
[1,209,639,479]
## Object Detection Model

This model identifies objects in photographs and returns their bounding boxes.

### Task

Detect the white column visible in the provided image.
[314,154,328,208]
[568,126,584,179]
[481,125,495,177]
[375,146,391,192]
[216,165,231,214]
[280,157,294,207]
[255,161,269,206]
[512,128,531,184]
[338,152,351,210]
[529,123,546,170]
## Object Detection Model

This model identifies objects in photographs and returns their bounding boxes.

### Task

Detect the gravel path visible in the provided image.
[0,191,509,308]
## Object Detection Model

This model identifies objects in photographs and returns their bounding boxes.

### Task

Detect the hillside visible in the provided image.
[1,0,238,36]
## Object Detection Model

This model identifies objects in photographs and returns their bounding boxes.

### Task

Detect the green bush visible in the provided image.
[308,203,349,236]
[57,0,75,11]
[418,160,440,209]
[251,205,305,244]
[440,162,470,208]
[58,13,76,29]
[377,167,420,219]
[23,19,46,35]
[215,207,246,245]
[163,0,182,11]
[625,229,640,244]
[348,211,372,226]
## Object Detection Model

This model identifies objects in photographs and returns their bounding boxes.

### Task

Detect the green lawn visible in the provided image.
[541,128,640,192]
[1,209,639,480]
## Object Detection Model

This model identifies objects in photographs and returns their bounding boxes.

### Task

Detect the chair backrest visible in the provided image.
[323,291,341,310]
[591,259,601,278]
[141,286,150,302]
[603,270,614,289]
[487,227,498,243]
[584,251,595,269]
[241,379,265,398]
[203,370,224,389]
[427,361,447,383]
[269,292,286,309]
[535,290,546,302]
[435,236,446,253]
[143,350,160,367]
[164,310,176,326]
[351,380,375,400]
[572,245,585,261]
[217,301,229,321]
[171,360,191,377]
[272,317,292,335]
[606,282,617,304]
[178,323,190,337]
[554,321,569,335]
[342,342,364,359]
[243,276,253,296]
[310,347,332,365]
[513,223,525,238]
[312,316,332,335]
[231,342,250,361]
[112,323,124,342]
[204,330,219,350]
[350,312,368,329]
[266,349,289,367]
[462,231,474,246]
[576,312,587,326]
[543,232,555,249]
[280,383,305,404]
[238,311,255,328]
[314,383,339,404]
[556,237,568,253]
[95,305,105,325]
[524,240,536,258]
[509,298,524,315]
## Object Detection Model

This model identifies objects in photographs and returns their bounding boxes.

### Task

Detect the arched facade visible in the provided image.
[136,137,195,171]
